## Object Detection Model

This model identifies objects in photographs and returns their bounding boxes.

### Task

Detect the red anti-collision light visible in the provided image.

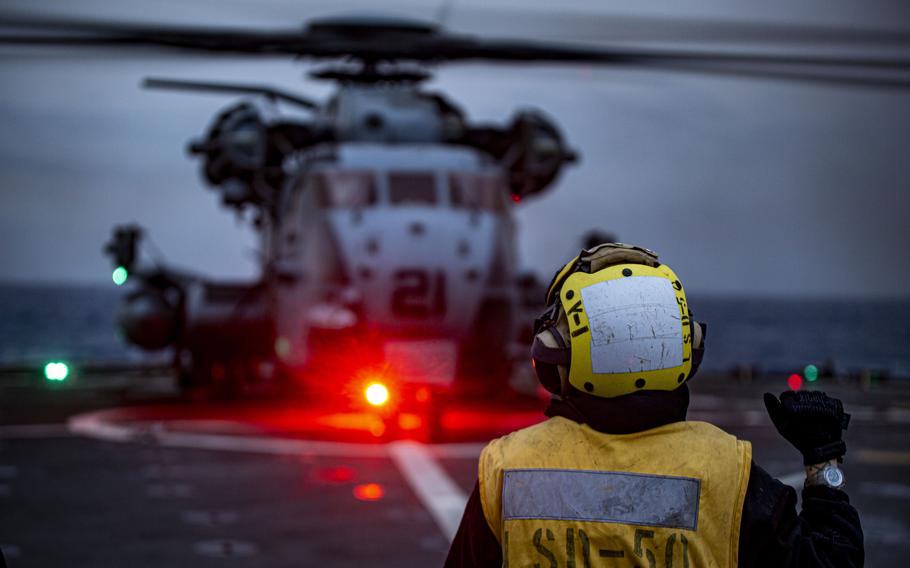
[353,483,384,501]
[365,382,390,406]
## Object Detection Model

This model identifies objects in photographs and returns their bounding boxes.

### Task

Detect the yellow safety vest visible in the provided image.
[479,417,751,568]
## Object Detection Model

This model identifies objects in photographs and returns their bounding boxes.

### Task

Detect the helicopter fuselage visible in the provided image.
[107,77,574,398]
[268,143,517,390]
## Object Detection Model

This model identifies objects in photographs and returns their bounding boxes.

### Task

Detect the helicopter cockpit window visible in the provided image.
[315,171,377,208]
[449,172,508,213]
[388,172,437,206]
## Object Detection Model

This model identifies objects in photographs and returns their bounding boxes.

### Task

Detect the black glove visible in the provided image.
[763,390,851,465]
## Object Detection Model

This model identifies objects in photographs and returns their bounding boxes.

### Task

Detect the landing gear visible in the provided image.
[175,350,285,399]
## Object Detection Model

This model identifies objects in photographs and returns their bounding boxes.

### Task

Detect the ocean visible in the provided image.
[1,283,908,379]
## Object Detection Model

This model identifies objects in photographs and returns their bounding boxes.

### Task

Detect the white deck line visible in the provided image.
[69,409,473,541]
[388,440,468,543]
[68,410,392,458]
[65,408,826,542]
[156,430,390,458]
[68,413,136,443]
[67,409,486,461]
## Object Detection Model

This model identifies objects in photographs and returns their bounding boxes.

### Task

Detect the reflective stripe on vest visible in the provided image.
[478,417,751,568]
[503,469,700,530]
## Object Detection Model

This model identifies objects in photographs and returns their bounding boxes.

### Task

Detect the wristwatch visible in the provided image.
[805,461,846,489]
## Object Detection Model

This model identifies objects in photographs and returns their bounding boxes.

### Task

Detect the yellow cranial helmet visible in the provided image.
[531,243,705,398]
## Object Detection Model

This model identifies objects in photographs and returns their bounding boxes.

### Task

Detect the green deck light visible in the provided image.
[44,361,69,381]
[112,266,128,286]
[804,364,819,382]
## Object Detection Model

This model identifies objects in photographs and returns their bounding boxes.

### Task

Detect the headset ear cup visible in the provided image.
[530,328,570,395]
[687,321,707,380]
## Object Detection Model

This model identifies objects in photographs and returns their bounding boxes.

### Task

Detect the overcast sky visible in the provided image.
[1,0,908,298]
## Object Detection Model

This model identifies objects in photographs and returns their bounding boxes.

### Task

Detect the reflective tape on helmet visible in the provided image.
[560,263,692,398]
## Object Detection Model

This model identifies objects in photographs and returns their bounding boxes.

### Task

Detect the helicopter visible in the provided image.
[103,62,576,400]
[2,10,909,407]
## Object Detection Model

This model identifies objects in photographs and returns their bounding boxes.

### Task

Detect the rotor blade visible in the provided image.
[143,78,318,109]
[0,12,302,42]
[0,33,307,54]
[2,11,910,89]
[593,16,910,47]
[0,12,307,54]
[420,36,910,89]
[2,11,909,66]
[639,61,910,90]
[439,36,910,70]
[7,10,909,51]
[459,9,910,49]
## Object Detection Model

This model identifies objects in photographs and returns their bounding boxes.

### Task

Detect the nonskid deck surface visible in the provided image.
[1,374,909,567]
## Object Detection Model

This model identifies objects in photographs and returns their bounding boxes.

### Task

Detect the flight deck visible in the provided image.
[1,372,908,567]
